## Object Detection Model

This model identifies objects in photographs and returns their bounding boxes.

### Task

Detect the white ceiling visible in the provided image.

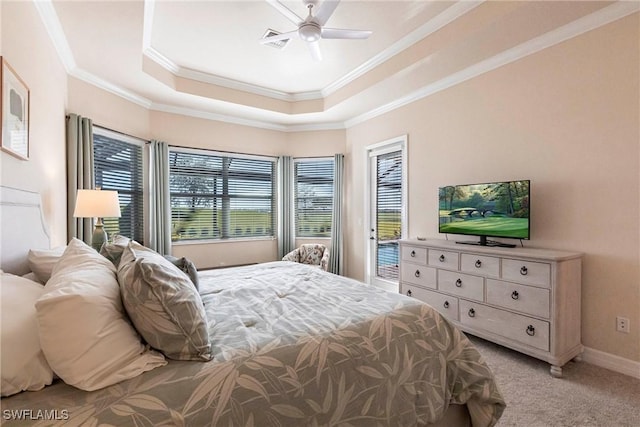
[40,0,638,131]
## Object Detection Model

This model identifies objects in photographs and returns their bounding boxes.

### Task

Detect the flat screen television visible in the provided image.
[438,179,530,248]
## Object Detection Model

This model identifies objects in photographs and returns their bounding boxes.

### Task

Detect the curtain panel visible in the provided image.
[278,156,294,259]
[66,114,95,244]
[149,140,172,255]
[329,154,344,275]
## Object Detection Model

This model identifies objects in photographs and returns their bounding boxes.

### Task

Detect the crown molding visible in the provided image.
[34,0,152,108]
[322,0,484,97]
[150,103,345,132]
[35,0,638,132]
[140,0,483,103]
[345,0,640,128]
[72,69,153,109]
[33,0,76,72]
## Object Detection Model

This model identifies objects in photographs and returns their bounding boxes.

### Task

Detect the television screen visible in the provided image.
[439,180,530,245]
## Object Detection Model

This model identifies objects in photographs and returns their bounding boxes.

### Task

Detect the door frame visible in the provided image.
[363,135,408,288]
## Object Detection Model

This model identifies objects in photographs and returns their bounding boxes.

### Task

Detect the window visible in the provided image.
[294,158,334,237]
[93,127,145,244]
[169,149,276,241]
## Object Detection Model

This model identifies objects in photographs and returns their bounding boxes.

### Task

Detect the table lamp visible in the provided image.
[73,189,121,251]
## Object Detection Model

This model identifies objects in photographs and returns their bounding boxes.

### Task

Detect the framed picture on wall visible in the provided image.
[1,57,30,160]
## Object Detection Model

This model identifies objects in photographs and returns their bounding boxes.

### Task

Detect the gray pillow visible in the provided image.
[163,255,199,291]
[101,238,199,290]
[117,241,212,361]
[99,235,131,267]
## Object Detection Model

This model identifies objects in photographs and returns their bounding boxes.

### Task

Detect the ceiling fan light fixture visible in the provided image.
[298,23,321,42]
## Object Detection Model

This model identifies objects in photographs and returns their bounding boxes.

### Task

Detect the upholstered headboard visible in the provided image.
[0,186,51,275]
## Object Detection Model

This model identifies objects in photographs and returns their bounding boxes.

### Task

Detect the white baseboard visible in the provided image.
[582,346,640,379]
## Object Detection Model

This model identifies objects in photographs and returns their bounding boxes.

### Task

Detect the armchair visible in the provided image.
[282,244,330,271]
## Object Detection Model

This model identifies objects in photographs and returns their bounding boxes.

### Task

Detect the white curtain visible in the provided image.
[66,114,95,244]
[278,156,295,258]
[149,140,172,255]
[329,153,344,275]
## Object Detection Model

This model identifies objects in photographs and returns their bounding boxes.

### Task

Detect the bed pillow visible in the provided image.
[27,246,66,283]
[117,241,211,361]
[1,273,54,396]
[163,255,200,291]
[99,234,131,267]
[35,238,167,391]
[101,238,199,290]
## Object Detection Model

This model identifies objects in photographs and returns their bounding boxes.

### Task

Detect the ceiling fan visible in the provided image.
[260,0,372,61]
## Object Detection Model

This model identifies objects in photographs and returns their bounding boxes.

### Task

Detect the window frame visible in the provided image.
[92,126,148,245]
[169,147,278,245]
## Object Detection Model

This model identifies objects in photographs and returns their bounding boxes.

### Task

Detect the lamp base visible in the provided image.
[92,222,108,251]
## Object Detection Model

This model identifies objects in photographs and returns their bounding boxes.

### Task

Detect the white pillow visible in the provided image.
[28,246,66,284]
[36,238,166,391]
[1,273,54,396]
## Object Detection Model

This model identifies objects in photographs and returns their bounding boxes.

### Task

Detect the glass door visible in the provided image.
[366,137,406,291]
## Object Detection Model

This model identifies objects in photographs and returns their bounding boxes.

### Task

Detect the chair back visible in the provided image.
[298,244,327,266]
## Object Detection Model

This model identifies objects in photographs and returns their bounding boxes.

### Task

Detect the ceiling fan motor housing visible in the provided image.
[299,22,321,42]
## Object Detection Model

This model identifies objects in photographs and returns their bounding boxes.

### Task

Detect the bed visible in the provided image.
[0,185,505,426]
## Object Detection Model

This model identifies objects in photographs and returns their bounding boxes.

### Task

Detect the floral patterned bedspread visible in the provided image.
[2,261,505,426]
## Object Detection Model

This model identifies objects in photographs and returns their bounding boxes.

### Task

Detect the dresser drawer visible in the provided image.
[486,279,550,318]
[428,249,459,270]
[401,263,436,289]
[401,285,459,321]
[459,300,550,351]
[461,253,500,277]
[502,259,551,288]
[401,245,427,264]
[438,270,484,301]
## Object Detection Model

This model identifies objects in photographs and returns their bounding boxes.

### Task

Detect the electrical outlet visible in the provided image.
[616,316,630,333]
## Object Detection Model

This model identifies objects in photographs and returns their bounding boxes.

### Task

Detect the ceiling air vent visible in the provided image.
[262,29,291,50]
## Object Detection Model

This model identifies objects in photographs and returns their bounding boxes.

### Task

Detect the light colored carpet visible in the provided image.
[468,335,640,427]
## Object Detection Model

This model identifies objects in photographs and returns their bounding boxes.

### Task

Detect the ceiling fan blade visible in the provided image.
[265,0,303,26]
[314,0,340,26]
[321,28,372,40]
[308,40,322,61]
[259,30,298,44]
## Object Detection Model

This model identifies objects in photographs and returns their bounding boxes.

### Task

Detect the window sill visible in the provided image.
[172,236,277,246]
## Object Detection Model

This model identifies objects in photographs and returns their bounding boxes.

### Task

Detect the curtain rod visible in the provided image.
[93,123,149,143]
[167,144,280,160]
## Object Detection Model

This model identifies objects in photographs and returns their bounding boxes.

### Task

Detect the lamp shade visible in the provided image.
[73,189,121,218]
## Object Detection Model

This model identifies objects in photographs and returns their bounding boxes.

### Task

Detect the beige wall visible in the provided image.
[0,1,67,246]
[346,15,639,362]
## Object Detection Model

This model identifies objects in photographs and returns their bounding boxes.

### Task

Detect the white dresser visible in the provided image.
[399,239,583,377]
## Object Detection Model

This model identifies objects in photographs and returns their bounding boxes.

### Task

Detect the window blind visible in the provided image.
[169,149,276,241]
[93,131,145,243]
[376,150,402,280]
[294,159,334,238]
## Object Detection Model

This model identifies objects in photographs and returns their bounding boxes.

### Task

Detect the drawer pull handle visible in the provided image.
[526,325,536,336]
[475,259,482,268]
[455,278,462,287]
[511,291,519,300]
[520,266,528,275]
[468,308,476,318]
[410,250,416,257]
[439,254,445,262]
[406,289,412,297]
[443,301,450,309]
[414,270,421,278]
